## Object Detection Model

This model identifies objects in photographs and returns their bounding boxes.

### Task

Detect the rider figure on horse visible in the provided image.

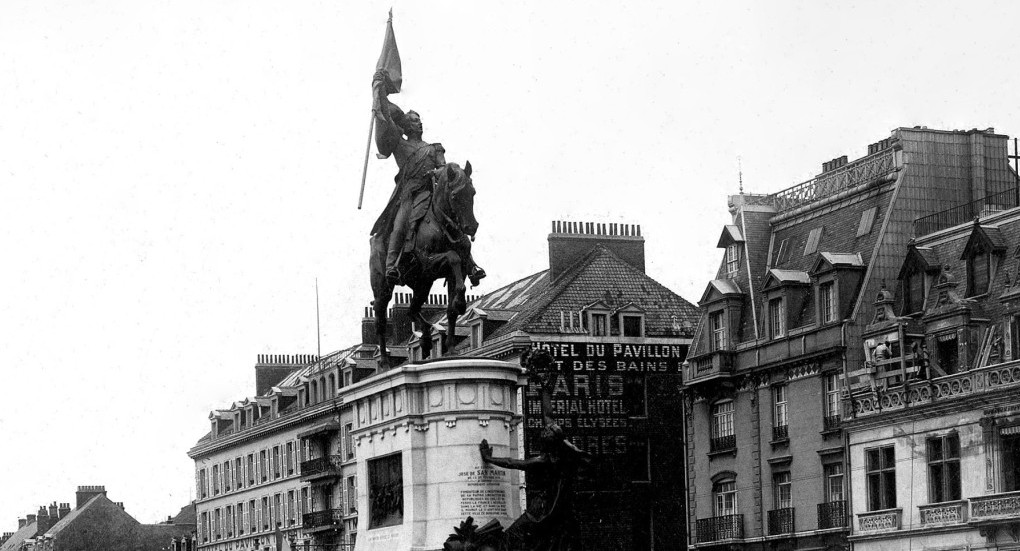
[372,69,485,287]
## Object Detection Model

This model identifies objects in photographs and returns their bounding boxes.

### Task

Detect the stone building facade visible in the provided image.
[188,351,364,551]
[682,126,1019,550]
[847,209,1020,549]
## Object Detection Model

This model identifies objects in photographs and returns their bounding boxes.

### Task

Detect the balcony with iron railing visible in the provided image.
[771,424,789,442]
[300,455,344,481]
[913,188,1020,237]
[695,514,743,544]
[767,508,794,535]
[302,508,345,531]
[823,414,842,432]
[817,500,848,529]
[709,434,736,454]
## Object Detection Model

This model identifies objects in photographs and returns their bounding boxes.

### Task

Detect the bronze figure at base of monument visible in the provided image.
[444,350,591,551]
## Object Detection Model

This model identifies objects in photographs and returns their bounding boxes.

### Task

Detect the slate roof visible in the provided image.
[717,225,744,247]
[438,245,698,351]
[818,252,864,268]
[767,269,811,285]
[0,521,37,551]
[275,346,357,389]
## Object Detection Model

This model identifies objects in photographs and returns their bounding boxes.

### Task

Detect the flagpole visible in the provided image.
[357,112,375,209]
[315,278,322,358]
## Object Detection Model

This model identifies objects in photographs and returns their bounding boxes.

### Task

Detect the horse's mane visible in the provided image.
[436,162,470,198]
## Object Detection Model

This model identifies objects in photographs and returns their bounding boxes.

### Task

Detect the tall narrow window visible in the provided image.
[235,457,243,488]
[824,373,841,430]
[866,446,896,511]
[968,250,991,297]
[199,468,208,499]
[824,463,844,502]
[820,281,836,323]
[710,310,726,351]
[711,401,735,452]
[471,323,482,348]
[247,454,255,485]
[714,480,737,516]
[213,465,220,495]
[726,244,740,274]
[773,472,792,509]
[591,314,608,337]
[286,442,294,475]
[288,491,296,525]
[238,502,245,535]
[768,297,785,338]
[260,450,268,482]
[348,476,357,513]
[223,461,231,492]
[902,270,924,315]
[248,499,256,533]
[927,433,961,503]
[344,423,355,460]
[772,385,788,441]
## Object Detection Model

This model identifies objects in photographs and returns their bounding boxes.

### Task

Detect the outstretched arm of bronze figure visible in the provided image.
[372,70,401,157]
[479,439,544,471]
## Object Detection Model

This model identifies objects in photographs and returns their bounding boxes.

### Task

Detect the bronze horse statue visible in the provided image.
[370,161,477,368]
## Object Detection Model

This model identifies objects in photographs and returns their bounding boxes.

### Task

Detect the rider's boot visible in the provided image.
[469,265,487,286]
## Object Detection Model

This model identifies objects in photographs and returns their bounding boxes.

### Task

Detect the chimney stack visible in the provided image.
[1,532,13,544]
[58,503,71,520]
[76,485,107,509]
[18,519,25,530]
[254,355,317,396]
[548,220,645,281]
[35,506,53,537]
[48,503,58,520]
[26,514,36,526]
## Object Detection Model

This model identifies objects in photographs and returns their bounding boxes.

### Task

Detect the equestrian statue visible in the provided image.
[369,69,486,368]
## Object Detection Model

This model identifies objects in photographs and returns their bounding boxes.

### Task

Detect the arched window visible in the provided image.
[310,380,318,404]
[319,377,326,401]
[328,374,336,398]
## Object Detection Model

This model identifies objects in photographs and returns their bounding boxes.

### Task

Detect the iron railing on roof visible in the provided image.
[913,188,1020,237]
[771,149,895,212]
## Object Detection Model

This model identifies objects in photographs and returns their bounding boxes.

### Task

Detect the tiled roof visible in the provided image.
[0,521,37,551]
[443,245,697,345]
[45,495,138,538]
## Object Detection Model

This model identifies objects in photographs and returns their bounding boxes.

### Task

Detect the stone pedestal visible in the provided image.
[349,358,524,551]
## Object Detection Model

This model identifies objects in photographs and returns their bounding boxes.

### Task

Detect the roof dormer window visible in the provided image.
[961,223,1005,298]
[726,244,740,275]
[768,297,785,339]
[967,250,991,298]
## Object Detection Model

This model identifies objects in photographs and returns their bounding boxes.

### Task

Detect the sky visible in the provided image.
[2,0,1020,526]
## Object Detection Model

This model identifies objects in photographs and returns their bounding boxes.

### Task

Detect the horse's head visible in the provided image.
[437,161,478,238]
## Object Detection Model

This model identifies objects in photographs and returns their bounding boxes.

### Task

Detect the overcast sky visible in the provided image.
[3,0,1020,526]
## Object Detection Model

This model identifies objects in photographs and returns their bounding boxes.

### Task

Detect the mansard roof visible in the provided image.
[897,245,941,280]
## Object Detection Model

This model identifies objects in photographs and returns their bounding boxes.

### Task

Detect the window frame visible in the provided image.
[824,462,845,502]
[714,480,738,516]
[927,433,962,503]
[726,243,741,274]
[768,297,786,339]
[709,310,727,351]
[866,445,897,511]
[967,249,992,298]
[820,281,836,323]
[773,471,792,509]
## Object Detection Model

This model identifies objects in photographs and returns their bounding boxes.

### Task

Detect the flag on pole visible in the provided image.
[376,9,402,94]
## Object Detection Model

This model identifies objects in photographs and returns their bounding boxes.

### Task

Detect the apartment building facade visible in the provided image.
[847,208,1020,549]
[682,126,1018,550]
[189,351,362,551]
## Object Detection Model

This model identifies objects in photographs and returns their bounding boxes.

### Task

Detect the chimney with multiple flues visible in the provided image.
[254,354,318,396]
[76,485,107,510]
[361,293,479,354]
[548,220,645,281]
